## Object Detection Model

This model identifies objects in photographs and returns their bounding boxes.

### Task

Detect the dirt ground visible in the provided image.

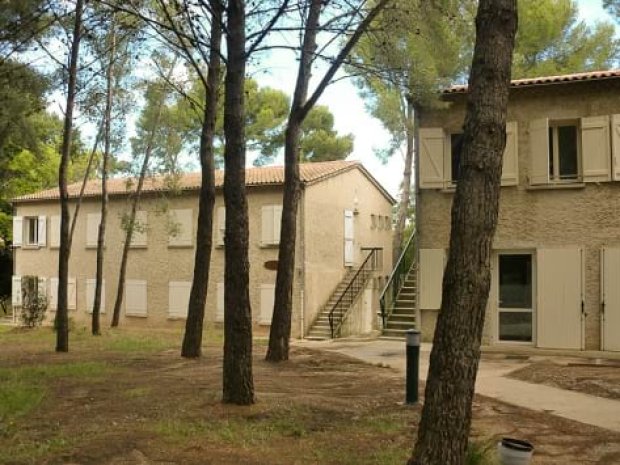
[508,359,620,400]
[1,327,619,465]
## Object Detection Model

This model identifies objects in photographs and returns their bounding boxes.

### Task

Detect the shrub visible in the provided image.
[20,276,47,328]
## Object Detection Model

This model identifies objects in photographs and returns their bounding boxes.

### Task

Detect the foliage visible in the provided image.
[605,0,620,21]
[466,440,498,465]
[19,276,47,328]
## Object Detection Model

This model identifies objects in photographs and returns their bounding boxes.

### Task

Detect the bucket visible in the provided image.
[497,438,534,465]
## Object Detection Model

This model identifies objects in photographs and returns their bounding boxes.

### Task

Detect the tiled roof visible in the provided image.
[13,160,391,203]
[444,69,620,94]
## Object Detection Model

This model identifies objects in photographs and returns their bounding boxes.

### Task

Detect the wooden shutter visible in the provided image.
[86,279,106,314]
[216,282,224,322]
[272,205,282,245]
[37,216,47,247]
[261,206,274,245]
[612,114,620,181]
[419,249,445,309]
[49,277,58,311]
[168,281,191,319]
[344,209,354,266]
[168,209,193,247]
[529,118,549,185]
[601,248,620,351]
[419,128,445,189]
[37,277,47,300]
[68,277,77,310]
[50,215,60,248]
[11,275,22,306]
[130,210,148,247]
[12,216,22,247]
[125,279,147,316]
[259,284,275,325]
[86,213,101,248]
[537,248,583,349]
[581,116,611,182]
[501,122,519,186]
[217,206,226,246]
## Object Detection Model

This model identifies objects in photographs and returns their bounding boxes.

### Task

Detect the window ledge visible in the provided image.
[526,182,585,191]
[260,243,279,249]
[22,245,41,250]
[168,243,193,249]
[129,244,148,249]
[126,312,148,318]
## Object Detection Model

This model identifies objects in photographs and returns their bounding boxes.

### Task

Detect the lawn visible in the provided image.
[0,325,619,465]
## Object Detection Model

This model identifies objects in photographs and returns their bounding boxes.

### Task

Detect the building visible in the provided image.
[11,160,394,338]
[411,70,620,352]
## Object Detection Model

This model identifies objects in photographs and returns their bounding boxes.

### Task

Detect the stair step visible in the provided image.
[389,314,416,322]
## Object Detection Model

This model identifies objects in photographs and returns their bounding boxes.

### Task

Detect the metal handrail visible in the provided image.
[328,247,382,338]
[379,230,416,328]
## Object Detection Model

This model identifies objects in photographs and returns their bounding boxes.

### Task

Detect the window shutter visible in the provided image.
[37,216,47,247]
[86,213,101,248]
[259,284,275,325]
[528,118,549,185]
[419,249,445,309]
[130,210,148,247]
[37,277,47,300]
[581,115,611,182]
[49,277,58,311]
[11,275,22,306]
[344,209,355,266]
[125,279,147,316]
[501,122,519,186]
[216,282,224,322]
[86,279,106,314]
[261,206,273,246]
[217,206,226,246]
[612,114,620,181]
[168,281,191,319]
[419,128,445,189]
[68,277,77,310]
[168,209,193,247]
[12,216,22,247]
[50,215,60,248]
[272,205,282,245]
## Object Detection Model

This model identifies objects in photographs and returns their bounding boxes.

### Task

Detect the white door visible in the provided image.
[497,253,534,343]
[537,248,583,349]
[344,210,354,266]
[601,248,620,351]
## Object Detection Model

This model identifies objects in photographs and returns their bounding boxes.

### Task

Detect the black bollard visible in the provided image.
[406,329,421,404]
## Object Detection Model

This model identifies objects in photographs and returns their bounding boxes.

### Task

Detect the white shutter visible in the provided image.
[12,216,22,247]
[49,277,58,311]
[86,213,101,248]
[11,275,22,307]
[37,216,47,247]
[529,118,549,185]
[601,248,620,351]
[611,114,620,181]
[419,249,445,309]
[259,284,275,325]
[537,248,583,349]
[261,205,274,246]
[50,215,60,248]
[37,277,47,300]
[581,115,611,182]
[272,205,282,245]
[344,209,355,266]
[68,277,77,310]
[130,210,148,247]
[501,122,519,186]
[125,279,147,316]
[86,279,106,314]
[217,206,226,246]
[168,209,192,247]
[216,282,224,322]
[419,128,445,189]
[168,281,191,319]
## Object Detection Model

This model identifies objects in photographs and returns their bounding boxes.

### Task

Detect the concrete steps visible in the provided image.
[381,265,417,340]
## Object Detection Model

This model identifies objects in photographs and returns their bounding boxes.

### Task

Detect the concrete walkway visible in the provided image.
[296,339,620,433]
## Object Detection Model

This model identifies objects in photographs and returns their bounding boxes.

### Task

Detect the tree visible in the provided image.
[605,0,620,21]
[408,0,517,464]
[266,0,391,362]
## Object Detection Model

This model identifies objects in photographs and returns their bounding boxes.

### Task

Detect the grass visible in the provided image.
[0,436,73,465]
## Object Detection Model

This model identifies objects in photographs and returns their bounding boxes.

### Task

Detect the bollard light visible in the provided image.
[406,329,421,404]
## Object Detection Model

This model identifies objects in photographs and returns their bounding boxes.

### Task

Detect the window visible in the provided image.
[168,209,193,247]
[498,254,533,343]
[450,133,464,183]
[548,123,579,181]
[261,205,282,246]
[168,281,191,319]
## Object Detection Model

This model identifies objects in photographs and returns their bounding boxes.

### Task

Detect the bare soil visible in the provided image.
[1,328,619,465]
[508,359,620,400]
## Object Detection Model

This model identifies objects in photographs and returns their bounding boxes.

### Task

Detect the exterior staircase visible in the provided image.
[381,265,417,338]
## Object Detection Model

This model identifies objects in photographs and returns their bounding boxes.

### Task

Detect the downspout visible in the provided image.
[413,104,421,328]
[300,186,306,338]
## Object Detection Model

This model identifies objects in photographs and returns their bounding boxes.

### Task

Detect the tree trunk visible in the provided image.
[92,23,116,336]
[409,1,517,464]
[266,0,322,362]
[55,0,84,352]
[393,98,414,262]
[222,0,254,405]
[181,0,222,358]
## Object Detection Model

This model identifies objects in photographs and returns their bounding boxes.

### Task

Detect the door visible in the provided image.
[537,248,583,349]
[497,253,534,343]
[601,248,620,351]
[344,210,354,266]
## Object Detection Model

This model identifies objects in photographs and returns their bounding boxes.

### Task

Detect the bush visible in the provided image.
[467,439,498,465]
[20,277,47,328]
